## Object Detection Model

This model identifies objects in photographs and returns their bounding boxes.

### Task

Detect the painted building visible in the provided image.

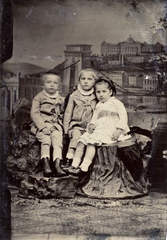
[143,71,158,91]
[141,42,163,54]
[102,70,128,87]
[101,41,119,56]
[127,71,146,89]
[129,75,137,87]
[118,36,141,56]
[63,44,92,95]
[136,74,144,88]
[107,55,123,65]
[101,36,165,62]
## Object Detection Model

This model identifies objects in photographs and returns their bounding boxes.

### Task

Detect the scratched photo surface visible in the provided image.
[1,0,167,240]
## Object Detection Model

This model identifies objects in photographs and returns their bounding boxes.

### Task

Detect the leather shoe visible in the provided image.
[54,158,67,177]
[67,167,88,179]
[41,157,52,178]
[66,166,82,175]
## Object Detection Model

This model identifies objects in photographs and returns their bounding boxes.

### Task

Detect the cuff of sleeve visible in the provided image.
[39,126,46,131]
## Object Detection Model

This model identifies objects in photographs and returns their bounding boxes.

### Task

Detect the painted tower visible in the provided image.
[62,44,92,95]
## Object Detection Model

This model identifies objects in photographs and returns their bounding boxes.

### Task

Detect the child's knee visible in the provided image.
[71,128,82,139]
[36,132,51,143]
[52,131,63,142]
[41,135,51,145]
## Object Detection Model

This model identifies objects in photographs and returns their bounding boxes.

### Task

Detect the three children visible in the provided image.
[30,70,130,178]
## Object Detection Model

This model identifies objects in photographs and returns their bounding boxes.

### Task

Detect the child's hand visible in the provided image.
[42,127,51,135]
[88,124,95,134]
[111,128,122,141]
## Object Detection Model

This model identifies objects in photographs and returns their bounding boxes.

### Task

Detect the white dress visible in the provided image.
[78,97,130,146]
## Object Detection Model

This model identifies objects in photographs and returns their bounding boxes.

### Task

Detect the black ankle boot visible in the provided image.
[54,158,67,177]
[41,157,52,178]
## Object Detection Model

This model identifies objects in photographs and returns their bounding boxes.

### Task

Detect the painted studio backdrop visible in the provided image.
[1,0,167,240]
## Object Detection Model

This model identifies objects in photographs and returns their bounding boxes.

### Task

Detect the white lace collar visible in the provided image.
[43,90,59,99]
[77,84,94,96]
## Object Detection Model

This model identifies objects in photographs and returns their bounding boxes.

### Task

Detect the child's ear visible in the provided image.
[110,90,113,96]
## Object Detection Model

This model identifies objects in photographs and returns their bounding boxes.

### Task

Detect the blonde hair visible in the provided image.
[41,73,61,83]
[78,68,98,81]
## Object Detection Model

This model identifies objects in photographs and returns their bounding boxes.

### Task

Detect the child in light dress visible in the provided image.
[67,77,131,175]
[30,73,66,177]
[63,68,98,167]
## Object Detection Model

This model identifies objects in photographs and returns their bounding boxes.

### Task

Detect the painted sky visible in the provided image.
[6,0,167,69]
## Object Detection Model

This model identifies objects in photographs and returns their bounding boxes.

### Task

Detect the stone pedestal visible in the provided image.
[19,174,78,199]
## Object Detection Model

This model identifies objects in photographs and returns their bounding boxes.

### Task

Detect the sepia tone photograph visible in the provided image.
[0,0,167,239]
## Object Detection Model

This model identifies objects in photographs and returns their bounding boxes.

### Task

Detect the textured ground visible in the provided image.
[10,187,167,240]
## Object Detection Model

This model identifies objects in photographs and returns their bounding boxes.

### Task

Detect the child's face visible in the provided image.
[95,83,113,103]
[43,75,60,95]
[79,71,95,91]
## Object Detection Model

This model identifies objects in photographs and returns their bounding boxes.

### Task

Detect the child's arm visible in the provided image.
[30,98,46,132]
[111,100,129,141]
[63,95,75,134]
[89,107,98,124]
[111,128,123,141]
[87,106,98,133]
[115,101,129,132]
[58,97,65,121]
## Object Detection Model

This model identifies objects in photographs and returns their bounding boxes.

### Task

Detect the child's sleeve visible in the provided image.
[89,107,98,125]
[30,97,46,131]
[115,101,129,132]
[63,95,74,134]
[60,97,65,116]
[86,106,98,131]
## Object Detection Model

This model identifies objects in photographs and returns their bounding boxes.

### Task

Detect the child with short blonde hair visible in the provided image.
[63,68,98,166]
[30,73,66,177]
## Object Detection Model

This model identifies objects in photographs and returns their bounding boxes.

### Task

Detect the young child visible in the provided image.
[30,73,66,177]
[63,68,98,166]
[66,77,131,175]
